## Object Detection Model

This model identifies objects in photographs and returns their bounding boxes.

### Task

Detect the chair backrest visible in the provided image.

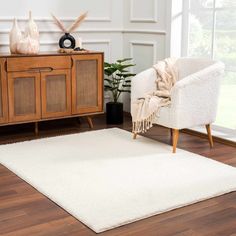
[175,58,217,80]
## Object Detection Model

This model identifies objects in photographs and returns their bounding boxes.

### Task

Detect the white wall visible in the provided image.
[122,0,168,111]
[0,0,124,62]
[0,0,169,111]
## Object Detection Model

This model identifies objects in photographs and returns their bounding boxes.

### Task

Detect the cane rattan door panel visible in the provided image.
[8,72,41,123]
[41,69,71,118]
[72,54,103,115]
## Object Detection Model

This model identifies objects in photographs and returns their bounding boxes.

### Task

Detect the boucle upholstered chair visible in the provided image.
[131,58,225,153]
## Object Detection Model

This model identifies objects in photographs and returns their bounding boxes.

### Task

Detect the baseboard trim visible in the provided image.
[182,129,236,148]
[123,112,236,147]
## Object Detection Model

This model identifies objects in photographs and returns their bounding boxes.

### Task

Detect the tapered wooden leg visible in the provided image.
[133,133,138,139]
[75,117,81,128]
[172,129,179,153]
[87,116,94,129]
[35,122,39,136]
[206,124,213,148]
[76,117,81,125]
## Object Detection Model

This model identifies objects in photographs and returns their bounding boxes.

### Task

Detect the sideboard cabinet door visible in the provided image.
[8,72,41,123]
[71,54,103,115]
[0,59,8,124]
[41,69,71,119]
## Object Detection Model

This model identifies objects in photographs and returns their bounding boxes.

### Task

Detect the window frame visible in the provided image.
[181,0,236,135]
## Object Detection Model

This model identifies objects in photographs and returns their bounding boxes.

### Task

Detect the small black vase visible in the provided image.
[59,33,76,49]
[106,102,123,124]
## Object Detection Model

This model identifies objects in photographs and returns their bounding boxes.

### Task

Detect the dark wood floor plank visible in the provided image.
[0,114,235,236]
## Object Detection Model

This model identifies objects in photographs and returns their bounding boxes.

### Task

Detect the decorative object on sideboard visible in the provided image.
[76,37,83,49]
[9,11,40,55]
[16,35,40,55]
[104,58,136,124]
[51,12,87,53]
[59,33,76,49]
[9,18,22,54]
[25,11,40,41]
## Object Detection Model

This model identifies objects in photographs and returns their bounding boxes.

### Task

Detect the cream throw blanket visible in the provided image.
[132,58,178,134]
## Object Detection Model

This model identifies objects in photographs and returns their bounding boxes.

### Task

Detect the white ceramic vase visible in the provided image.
[24,11,39,40]
[9,18,22,54]
[17,11,40,55]
[17,35,39,55]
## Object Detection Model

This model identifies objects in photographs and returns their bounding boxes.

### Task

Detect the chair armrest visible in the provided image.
[170,62,225,128]
[131,68,157,102]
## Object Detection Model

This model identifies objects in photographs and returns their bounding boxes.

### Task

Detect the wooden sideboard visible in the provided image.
[0,52,104,133]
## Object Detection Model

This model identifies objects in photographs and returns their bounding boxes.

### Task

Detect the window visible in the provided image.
[185,0,236,132]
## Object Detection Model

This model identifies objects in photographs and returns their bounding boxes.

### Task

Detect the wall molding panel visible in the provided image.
[0,39,111,46]
[0,29,166,35]
[130,40,157,66]
[83,40,112,62]
[0,0,113,22]
[0,16,112,22]
[123,29,165,35]
[130,0,158,23]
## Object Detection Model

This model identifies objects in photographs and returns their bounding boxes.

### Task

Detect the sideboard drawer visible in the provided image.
[7,56,71,72]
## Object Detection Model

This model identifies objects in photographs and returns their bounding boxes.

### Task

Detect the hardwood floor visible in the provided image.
[0,114,236,236]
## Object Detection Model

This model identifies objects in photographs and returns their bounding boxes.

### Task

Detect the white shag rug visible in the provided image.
[0,128,236,233]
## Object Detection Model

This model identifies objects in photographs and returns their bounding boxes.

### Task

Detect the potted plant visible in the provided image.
[104,58,136,124]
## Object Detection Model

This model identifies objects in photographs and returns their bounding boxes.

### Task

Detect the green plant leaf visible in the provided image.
[116,73,136,78]
[111,82,120,86]
[118,89,131,93]
[104,85,113,90]
[111,77,122,82]
[110,63,120,69]
[105,68,117,76]
[104,58,135,96]
[104,62,111,67]
[104,78,112,83]
[118,64,136,72]
[117,58,133,63]
[125,73,136,77]
[110,63,135,72]
[105,86,119,92]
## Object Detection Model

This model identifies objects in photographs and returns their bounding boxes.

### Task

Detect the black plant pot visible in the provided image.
[59,33,76,49]
[106,102,123,124]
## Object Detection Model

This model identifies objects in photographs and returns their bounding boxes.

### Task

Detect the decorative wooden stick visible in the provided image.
[51,12,88,33]
[67,12,88,33]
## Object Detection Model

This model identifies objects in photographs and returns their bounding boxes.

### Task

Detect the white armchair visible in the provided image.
[131,58,225,153]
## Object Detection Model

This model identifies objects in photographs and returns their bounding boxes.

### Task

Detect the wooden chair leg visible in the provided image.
[133,133,138,139]
[205,124,213,148]
[86,116,94,129]
[172,129,179,153]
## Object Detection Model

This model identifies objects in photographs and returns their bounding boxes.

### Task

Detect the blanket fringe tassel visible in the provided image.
[132,111,157,134]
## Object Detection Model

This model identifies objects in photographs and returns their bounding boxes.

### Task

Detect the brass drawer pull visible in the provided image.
[28,68,40,73]
[29,67,53,73]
